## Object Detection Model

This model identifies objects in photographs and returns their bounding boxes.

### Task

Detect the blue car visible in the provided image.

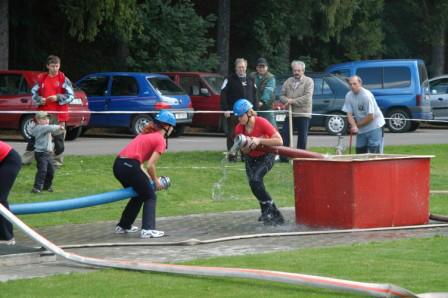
[326,59,433,133]
[76,72,193,136]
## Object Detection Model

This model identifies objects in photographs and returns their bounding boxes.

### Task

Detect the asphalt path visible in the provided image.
[1,126,447,155]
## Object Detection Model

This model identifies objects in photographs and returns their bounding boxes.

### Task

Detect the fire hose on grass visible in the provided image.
[4,137,448,297]
[1,203,445,298]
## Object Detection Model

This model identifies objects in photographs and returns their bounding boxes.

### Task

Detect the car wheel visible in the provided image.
[386,109,411,133]
[20,114,36,141]
[325,113,348,135]
[65,126,83,141]
[131,114,152,135]
[171,124,186,137]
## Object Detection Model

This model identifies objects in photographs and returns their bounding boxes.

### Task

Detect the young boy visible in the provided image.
[31,111,65,193]
[22,55,74,167]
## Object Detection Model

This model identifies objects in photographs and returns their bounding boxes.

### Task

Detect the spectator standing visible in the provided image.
[279,60,314,161]
[22,55,74,167]
[0,141,21,245]
[233,99,284,225]
[252,57,277,127]
[221,58,257,161]
[30,111,65,193]
[342,75,385,153]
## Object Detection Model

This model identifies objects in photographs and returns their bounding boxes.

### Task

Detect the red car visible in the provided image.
[160,72,224,131]
[0,70,90,140]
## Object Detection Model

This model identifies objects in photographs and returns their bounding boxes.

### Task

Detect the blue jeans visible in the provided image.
[356,127,384,154]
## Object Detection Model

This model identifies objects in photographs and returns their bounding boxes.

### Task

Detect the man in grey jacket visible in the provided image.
[279,61,314,161]
[30,111,65,193]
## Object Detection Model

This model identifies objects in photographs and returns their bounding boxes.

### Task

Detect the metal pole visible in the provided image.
[288,105,293,149]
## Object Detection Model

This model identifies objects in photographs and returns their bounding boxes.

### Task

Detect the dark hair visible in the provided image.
[47,55,61,65]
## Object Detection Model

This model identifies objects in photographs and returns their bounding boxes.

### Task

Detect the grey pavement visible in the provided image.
[1,208,448,282]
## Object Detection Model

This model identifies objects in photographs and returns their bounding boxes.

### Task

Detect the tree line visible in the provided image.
[0,0,446,80]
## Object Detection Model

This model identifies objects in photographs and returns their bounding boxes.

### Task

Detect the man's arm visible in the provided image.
[289,78,314,106]
[57,78,74,105]
[31,83,45,106]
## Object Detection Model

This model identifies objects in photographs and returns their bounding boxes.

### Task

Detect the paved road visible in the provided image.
[1,126,447,155]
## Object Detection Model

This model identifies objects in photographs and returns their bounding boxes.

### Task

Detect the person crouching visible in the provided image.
[113,110,176,239]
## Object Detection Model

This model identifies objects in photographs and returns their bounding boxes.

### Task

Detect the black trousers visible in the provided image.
[113,158,157,230]
[225,116,239,151]
[0,149,21,241]
[280,117,310,150]
[244,153,275,204]
[33,151,55,190]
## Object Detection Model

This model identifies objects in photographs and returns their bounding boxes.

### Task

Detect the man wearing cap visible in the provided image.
[30,111,65,193]
[220,58,257,161]
[252,58,277,128]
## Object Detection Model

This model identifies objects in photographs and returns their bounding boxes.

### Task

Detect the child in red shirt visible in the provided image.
[22,55,74,167]
[233,99,285,225]
[113,110,176,239]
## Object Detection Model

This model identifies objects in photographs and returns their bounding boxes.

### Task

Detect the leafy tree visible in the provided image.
[59,0,139,42]
[127,0,218,72]
[0,0,9,69]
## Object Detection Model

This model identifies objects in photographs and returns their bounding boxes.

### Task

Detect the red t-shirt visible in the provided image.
[0,141,12,162]
[234,116,277,157]
[37,72,69,122]
[118,132,167,163]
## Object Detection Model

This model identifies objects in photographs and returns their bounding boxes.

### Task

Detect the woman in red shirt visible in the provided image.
[113,111,176,239]
[0,141,21,245]
[233,99,285,225]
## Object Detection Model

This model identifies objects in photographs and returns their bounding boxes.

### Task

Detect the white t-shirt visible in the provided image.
[342,87,385,134]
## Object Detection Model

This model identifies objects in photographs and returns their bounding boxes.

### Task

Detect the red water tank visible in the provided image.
[293,154,432,228]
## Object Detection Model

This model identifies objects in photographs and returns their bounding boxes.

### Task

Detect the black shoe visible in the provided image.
[31,188,41,193]
[227,154,237,162]
[262,204,285,225]
[43,187,54,192]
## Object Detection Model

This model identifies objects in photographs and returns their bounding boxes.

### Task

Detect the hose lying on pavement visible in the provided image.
[58,221,448,249]
[1,204,447,298]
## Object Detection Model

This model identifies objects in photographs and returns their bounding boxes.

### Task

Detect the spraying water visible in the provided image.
[211,153,240,200]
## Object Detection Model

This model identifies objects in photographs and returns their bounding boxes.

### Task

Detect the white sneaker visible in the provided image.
[140,229,164,239]
[0,238,15,245]
[114,225,139,234]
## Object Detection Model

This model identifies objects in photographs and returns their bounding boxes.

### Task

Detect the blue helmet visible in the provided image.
[155,110,176,127]
[233,99,253,117]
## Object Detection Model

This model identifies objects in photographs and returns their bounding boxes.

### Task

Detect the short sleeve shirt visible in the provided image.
[342,87,385,134]
[234,116,277,157]
[118,132,166,163]
[0,141,12,162]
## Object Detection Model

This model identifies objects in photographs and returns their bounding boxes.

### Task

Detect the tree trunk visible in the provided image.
[430,27,445,77]
[0,0,9,69]
[217,0,230,75]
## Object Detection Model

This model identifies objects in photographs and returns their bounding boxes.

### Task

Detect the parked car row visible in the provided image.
[1,59,447,141]
[0,70,90,140]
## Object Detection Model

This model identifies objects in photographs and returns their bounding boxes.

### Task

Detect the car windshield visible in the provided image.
[203,75,224,94]
[147,77,185,96]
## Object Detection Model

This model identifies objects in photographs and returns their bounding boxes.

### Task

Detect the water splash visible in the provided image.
[211,153,240,201]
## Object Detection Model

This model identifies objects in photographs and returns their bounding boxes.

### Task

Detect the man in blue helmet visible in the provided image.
[113,110,176,239]
[233,99,285,225]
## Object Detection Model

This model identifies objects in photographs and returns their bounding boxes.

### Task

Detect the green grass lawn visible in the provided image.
[1,236,447,297]
[2,144,448,296]
[8,144,448,228]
